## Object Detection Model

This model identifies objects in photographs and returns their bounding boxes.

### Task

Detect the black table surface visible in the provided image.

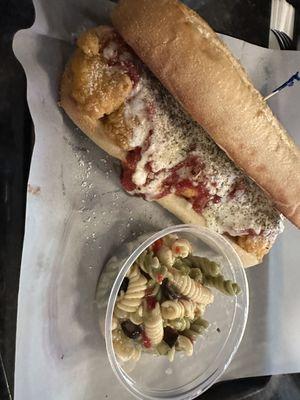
[1,0,299,399]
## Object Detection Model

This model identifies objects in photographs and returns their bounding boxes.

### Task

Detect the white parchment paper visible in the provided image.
[13,0,300,398]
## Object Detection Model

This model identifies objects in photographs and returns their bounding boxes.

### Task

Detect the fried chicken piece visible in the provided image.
[69,27,132,120]
[103,104,140,150]
[236,234,273,261]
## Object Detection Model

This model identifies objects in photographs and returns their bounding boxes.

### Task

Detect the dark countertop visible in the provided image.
[0,0,34,398]
[0,0,299,399]
[185,0,271,46]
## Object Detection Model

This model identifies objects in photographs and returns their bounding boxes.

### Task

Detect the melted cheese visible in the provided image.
[103,41,118,60]
[123,74,283,239]
[100,37,282,240]
[124,83,151,148]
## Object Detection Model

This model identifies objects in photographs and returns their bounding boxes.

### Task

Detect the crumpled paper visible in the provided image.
[13,0,300,398]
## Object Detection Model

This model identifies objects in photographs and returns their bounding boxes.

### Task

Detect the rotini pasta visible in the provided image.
[113,328,142,362]
[161,299,196,319]
[156,245,174,267]
[138,252,169,283]
[129,305,143,325]
[174,258,203,282]
[167,346,176,362]
[115,265,147,313]
[156,341,176,362]
[161,300,185,320]
[162,233,179,248]
[189,268,203,282]
[183,317,209,341]
[113,305,129,320]
[173,258,191,275]
[167,317,191,331]
[180,299,196,319]
[143,302,164,346]
[171,239,192,258]
[113,338,142,362]
[194,303,206,318]
[146,280,160,295]
[143,252,160,270]
[156,341,169,355]
[191,317,209,332]
[188,256,221,277]
[204,274,241,296]
[171,270,214,305]
[161,299,196,320]
[111,235,241,367]
[176,335,193,356]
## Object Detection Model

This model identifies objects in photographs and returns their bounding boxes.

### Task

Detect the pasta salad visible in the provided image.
[112,234,241,365]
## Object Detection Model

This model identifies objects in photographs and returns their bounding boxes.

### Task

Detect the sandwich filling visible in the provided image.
[67,27,284,260]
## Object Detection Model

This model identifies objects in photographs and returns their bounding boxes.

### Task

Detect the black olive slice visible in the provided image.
[118,277,129,295]
[161,278,181,300]
[163,326,179,348]
[139,267,151,281]
[121,320,142,340]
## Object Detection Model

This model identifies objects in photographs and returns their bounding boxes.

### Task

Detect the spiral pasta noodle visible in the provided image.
[143,253,160,270]
[162,233,178,248]
[161,299,196,320]
[115,265,147,313]
[174,258,203,282]
[170,270,214,305]
[171,239,192,258]
[183,317,209,341]
[129,305,143,325]
[188,256,221,277]
[173,258,191,275]
[180,299,196,319]
[167,317,191,331]
[113,338,142,362]
[156,342,176,362]
[113,328,142,362]
[191,318,209,332]
[143,302,164,346]
[138,252,169,283]
[176,335,193,356]
[194,303,206,318]
[113,305,129,320]
[189,268,203,282]
[204,274,241,296]
[111,234,241,367]
[156,245,174,267]
[161,300,185,320]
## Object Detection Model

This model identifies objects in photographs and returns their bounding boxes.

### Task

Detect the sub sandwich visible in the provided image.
[60,0,300,266]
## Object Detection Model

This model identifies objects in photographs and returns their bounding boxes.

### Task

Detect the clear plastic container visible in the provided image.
[96,225,249,400]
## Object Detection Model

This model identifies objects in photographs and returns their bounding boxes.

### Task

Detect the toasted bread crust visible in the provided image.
[112,0,300,227]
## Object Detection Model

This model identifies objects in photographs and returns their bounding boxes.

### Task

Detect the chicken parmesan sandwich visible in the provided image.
[60,0,300,266]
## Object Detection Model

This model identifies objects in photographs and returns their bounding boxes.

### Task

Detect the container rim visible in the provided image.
[105,224,249,400]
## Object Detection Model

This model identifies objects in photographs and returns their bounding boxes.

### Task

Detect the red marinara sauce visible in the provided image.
[160,156,210,213]
[151,238,163,253]
[121,147,142,192]
[121,151,213,214]
[141,331,151,348]
[105,36,141,87]
[146,296,157,310]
